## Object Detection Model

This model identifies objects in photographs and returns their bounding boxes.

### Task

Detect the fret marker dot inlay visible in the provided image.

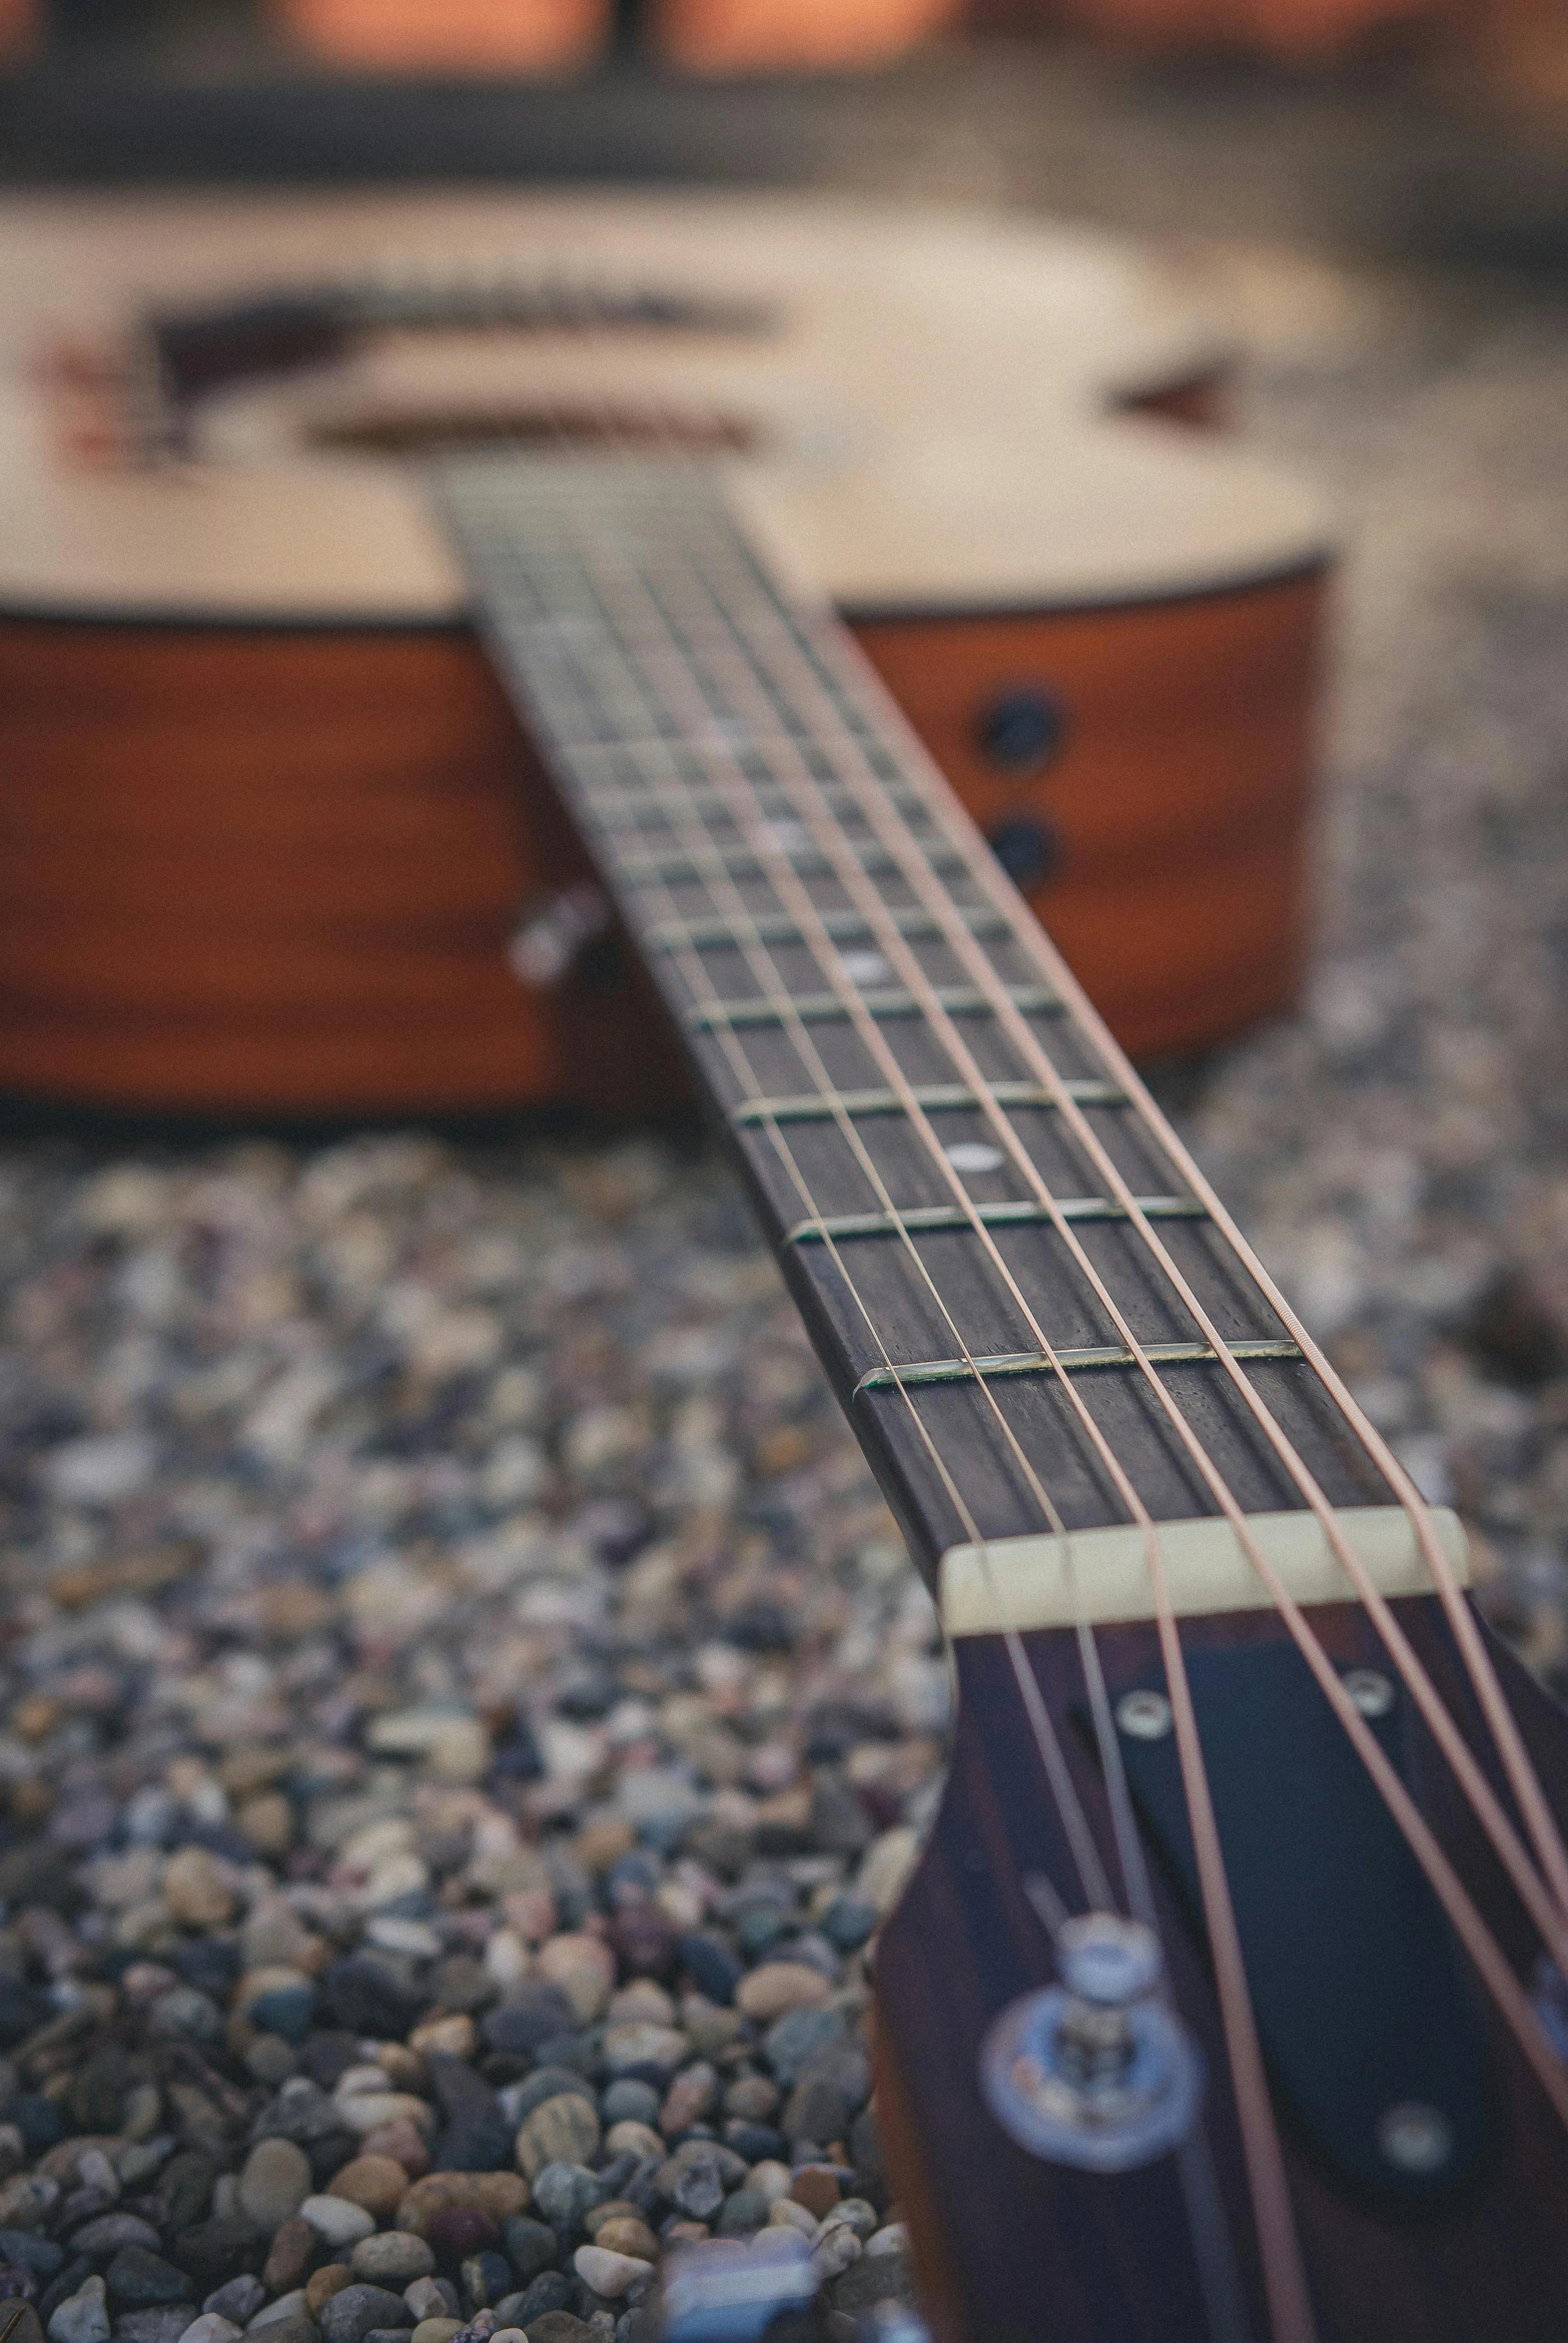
[840,951,890,986]
[945,1142,1006,1174]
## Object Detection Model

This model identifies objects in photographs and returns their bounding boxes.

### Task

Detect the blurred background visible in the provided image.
[0,13,1567,2341]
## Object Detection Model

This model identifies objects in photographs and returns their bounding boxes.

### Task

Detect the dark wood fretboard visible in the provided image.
[434,452,1386,1582]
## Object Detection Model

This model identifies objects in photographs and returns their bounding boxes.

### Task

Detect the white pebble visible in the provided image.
[247,2296,308,2332]
[178,2318,242,2343]
[573,2244,653,2299]
[48,2277,110,2343]
[300,2194,377,2246]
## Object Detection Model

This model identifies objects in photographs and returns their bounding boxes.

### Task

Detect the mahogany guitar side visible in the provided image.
[0,570,1320,1114]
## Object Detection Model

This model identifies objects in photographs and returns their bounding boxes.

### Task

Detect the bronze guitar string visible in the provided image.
[491,390,1253,2330]
[658,488,1568,1965]
[441,456,1299,2335]
[439,452,1568,2329]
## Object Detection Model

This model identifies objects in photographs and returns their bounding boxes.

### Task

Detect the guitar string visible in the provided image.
[661,498,1568,1968]
[635,497,1568,2121]
[527,478,1313,2343]
[463,489,1116,1915]
[440,447,1271,2336]
[439,443,1285,2336]
[502,455,1568,2141]
[470,476,1260,2343]
[519,471,1191,1939]
[454,391,1131,1932]
[750,562,1568,1943]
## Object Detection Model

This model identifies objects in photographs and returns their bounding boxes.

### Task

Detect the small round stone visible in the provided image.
[351,2236,434,2286]
[590,2219,657,2264]
[302,2196,378,2248]
[571,2247,650,2301]
[179,2318,242,2343]
[163,1849,236,1928]
[734,1964,833,2021]
[306,2271,353,2316]
[238,2140,312,2235]
[329,2158,411,2221]
[47,2276,111,2343]
[787,2166,842,2219]
[514,2096,599,2183]
[534,1938,614,2024]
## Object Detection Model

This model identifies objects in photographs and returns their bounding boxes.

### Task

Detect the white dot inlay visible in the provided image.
[839,951,889,986]
[945,1142,1005,1174]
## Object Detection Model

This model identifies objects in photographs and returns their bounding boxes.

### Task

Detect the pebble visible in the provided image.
[327,2161,408,2222]
[533,1941,614,2025]
[251,2293,311,2331]
[261,2222,313,2296]
[162,1852,237,1930]
[317,2288,412,2343]
[570,2248,649,2301]
[733,1966,832,2022]
[301,2199,377,2249]
[350,2238,432,2287]
[105,2248,190,2307]
[47,2277,110,2343]
[514,2100,599,2184]
[178,2318,241,2343]
[304,2272,350,2316]
[203,2282,267,2326]
[238,2143,312,2236]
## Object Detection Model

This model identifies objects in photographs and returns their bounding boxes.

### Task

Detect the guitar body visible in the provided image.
[0,191,1327,1114]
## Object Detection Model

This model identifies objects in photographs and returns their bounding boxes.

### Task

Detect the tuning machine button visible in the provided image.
[975,684,1070,775]
[987,815,1062,894]
[979,1912,1202,2172]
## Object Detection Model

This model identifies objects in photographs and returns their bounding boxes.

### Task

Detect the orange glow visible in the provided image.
[654,0,959,70]
[271,0,605,73]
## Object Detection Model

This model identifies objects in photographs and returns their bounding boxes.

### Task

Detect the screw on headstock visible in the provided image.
[979,1911,1202,2172]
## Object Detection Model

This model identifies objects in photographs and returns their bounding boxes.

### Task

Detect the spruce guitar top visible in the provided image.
[0,190,1327,1112]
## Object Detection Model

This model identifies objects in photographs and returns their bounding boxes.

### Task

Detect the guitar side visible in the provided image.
[0,564,1321,1114]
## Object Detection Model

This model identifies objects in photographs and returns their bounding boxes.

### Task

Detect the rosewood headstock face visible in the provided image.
[873,1598,1568,2343]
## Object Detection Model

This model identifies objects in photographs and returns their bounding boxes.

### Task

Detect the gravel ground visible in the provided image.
[1,242,1567,2343]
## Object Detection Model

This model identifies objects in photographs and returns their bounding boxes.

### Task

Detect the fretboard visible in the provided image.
[433,452,1388,1583]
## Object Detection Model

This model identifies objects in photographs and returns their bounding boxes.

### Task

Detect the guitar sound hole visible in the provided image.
[310,403,759,457]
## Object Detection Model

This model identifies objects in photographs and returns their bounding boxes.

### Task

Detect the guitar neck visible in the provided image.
[434,450,1392,1601]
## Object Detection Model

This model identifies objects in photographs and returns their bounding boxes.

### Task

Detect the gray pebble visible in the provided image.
[351,2239,433,2288]
[318,2288,414,2343]
[202,2283,267,2326]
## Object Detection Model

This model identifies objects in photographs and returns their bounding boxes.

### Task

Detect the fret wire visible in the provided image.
[854,1337,1304,1397]
[647,474,1568,2007]
[619,526,1338,2336]
[589,473,1568,2188]
[672,507,1568,1957]
[542,466,1334,2327]
[786,1195,1203,1246]
[646,906,1013,954]
[685,985,1061,1034]
[729,1079,1125,1127]
[442,456,1568,2324]
[454,465,1399,2329]
[458,465,1158,1931]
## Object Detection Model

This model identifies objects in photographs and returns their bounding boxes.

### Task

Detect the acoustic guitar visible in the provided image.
[0,190,1329,1115]
[14,192,1565,2343]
